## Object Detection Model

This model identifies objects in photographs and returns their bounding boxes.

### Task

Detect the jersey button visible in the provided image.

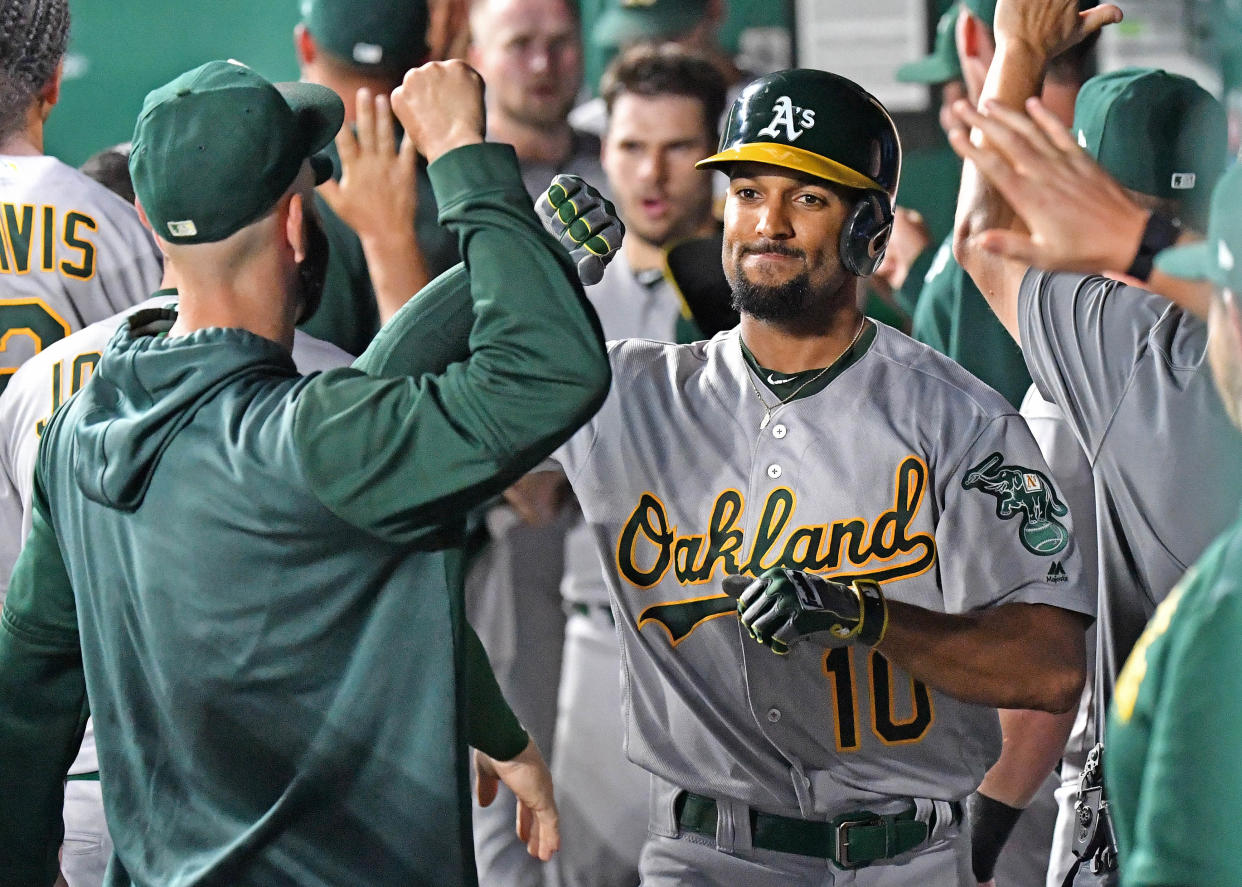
[766,708,782,723]
[772,424,787,439]
[767,464,782,479]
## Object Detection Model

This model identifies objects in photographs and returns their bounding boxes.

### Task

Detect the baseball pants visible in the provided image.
[546,606,648,887]
[61,779,110,887]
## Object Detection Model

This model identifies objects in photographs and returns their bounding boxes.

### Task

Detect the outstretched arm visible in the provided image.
[318,87,429,322]
[948,97,1213,318]
[953,0,1122,341]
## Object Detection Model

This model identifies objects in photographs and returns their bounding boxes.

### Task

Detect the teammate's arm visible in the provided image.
[947,96,1214,319]
[317,87,430,321]
[294,63,610,543]
[952,0,1122,342]
[0,474,89,883]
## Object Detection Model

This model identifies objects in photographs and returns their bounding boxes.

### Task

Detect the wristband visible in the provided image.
[1125,212,1182,282]
[967,790,1024,881]
[853,579,888,646]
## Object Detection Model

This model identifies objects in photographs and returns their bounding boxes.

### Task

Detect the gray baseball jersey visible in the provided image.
[554,323,1094,818]
[0,155,162,393]
[1017,269,1242,716]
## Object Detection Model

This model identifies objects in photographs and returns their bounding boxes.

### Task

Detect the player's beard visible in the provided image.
[726,241,815,323]
[295,214,330,325]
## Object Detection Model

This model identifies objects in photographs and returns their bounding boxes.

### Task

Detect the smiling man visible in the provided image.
[538,67,1096,886]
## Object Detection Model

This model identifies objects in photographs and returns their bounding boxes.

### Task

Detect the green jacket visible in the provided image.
[0,143,609,887]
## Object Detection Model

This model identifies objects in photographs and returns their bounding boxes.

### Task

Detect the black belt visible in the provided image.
[674,791,960,869]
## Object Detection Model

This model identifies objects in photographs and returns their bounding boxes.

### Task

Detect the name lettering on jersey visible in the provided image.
[962,452,1069,556]
[622,456,936,645]
[0,204,98,281]
[756,95,816,143]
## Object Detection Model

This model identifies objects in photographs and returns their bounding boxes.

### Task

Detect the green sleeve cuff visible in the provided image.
[427,142,528,219]
[463,624,528,761]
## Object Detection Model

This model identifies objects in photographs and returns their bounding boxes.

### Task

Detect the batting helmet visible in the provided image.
[697,69,902,277]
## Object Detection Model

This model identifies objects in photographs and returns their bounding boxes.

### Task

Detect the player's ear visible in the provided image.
[36,59,63,117]
[294,23,316,68]
[134,198,152,232]
[285,192,308,264]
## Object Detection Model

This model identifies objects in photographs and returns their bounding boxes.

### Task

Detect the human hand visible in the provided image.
[536,174,625,286]
[474,740,560,861]
[723,568,887,654]
[390,60,486,164]
[318,88,417,246]
[876,207,931,291]
[993,0,1122,63]
[948,96,1150,275]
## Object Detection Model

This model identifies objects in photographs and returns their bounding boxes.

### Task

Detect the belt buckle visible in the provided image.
[833,812,883,869]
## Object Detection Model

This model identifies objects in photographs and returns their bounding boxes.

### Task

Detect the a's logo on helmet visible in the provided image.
[756,95,816,143]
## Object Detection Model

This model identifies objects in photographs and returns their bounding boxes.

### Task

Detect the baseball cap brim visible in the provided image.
[895,55,960,84]
[696,142,884,193]
[1154,240,1216,282]
[275,80,345,178]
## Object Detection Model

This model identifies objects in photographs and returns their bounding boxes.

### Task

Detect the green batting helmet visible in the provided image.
[697,69,902,277]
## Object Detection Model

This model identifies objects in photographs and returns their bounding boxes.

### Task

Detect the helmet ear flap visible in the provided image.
[839,191,893,277]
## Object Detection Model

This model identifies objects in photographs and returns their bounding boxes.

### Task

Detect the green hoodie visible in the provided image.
[0,143,609,886]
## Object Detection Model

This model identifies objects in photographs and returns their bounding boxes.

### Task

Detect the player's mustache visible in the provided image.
[740,241,805,259]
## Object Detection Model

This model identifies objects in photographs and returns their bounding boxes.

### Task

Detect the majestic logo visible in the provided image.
[619,456,936,645]
[1046,561,1068,584]
[756,95,816,143]
[962,452,1069,555]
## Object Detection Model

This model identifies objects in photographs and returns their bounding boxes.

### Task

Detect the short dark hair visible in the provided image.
[601,43,727,143]
[80,143,136,205]
[0,0,69,140]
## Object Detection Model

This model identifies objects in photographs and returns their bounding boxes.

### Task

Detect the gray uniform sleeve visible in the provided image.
[1017,269,1171,458]
[940,413,1094,618]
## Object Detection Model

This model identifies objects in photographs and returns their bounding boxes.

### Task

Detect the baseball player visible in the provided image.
[536,67,1094,886]
[0,0,163,392]
[1104,160,1242,887]
[0,59,610,884]
[949,1,1242,882]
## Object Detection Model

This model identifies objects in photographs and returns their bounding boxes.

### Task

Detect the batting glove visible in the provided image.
[536,173,624,286]
[723,568,888,654]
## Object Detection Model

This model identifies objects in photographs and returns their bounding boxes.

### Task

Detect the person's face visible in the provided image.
[722,161,853,323]
[601,92,716,249]
[470,0,582,128]
[1208,287,1242,429]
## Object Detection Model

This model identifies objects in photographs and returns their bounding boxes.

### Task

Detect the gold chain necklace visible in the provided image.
[743,318,867,430]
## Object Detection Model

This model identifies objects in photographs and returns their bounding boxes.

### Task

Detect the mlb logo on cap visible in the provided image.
[1171,172,1197,190]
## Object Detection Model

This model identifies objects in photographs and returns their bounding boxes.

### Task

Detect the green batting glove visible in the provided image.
[536,173,624,286]
[723,568,888,654]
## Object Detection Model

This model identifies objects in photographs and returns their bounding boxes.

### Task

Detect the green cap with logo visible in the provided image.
[961,0,1096,27]
[300,0,428,73]
[697,69,901,202]
[593,0,708,50]
[1072,67,1226,228]
[130,60,344,245]
[896,9,962,84]
[1156,163,1242,293]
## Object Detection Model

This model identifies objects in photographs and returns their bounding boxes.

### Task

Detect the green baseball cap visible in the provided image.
[896,9,962,85]
[1156,163,1242,293]
[300,0,428,73]
[130,60,344,245]
[1073,68,1226,227]
[593,0,708,50]
[961,0,1096,27]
